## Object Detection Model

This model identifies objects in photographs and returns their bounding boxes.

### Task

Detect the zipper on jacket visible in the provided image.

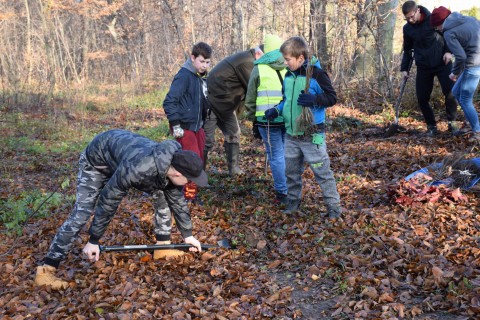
[196,77,202,130]
[290,75,297,133]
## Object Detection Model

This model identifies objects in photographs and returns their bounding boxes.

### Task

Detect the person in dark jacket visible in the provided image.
[205,46,264,175]
[430,7,480,143]
[34,130,207,290]
[163,42,212,200]
[401,1,458,136]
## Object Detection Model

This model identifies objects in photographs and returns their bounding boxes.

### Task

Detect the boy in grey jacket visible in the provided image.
[35,130,207,290]
[431,7,480,142]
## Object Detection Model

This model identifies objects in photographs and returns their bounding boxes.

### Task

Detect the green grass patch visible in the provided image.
[135,119,171,141]
[127,90,167,110]
[3,135,89,155]
[0,186,73,235]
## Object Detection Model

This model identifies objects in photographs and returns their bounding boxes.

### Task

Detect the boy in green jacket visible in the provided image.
[265,37,341,217]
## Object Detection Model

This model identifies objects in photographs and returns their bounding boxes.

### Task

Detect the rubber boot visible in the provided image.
[153,241,185,260]
[34,265,68,290]
[225,143,244,176]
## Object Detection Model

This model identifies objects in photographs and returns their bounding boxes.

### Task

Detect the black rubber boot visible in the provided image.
[225,143,244,176]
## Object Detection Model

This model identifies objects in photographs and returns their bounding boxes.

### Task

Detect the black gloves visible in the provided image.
[297,90,317,107]
[264,107,279,120]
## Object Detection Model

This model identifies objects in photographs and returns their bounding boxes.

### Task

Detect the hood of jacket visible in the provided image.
[254,49,285,70]
[289,56,321,75]
[443,12,467,31]
[182,58,208,78]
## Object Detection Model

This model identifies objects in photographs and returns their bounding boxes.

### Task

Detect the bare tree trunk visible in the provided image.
[231,0,243,52]
[376,0,398,98]
[310,0,329,70]
[37,0,56,98]
[24,0,32,86]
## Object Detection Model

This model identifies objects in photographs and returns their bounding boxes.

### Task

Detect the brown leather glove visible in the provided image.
[153,241,185,260]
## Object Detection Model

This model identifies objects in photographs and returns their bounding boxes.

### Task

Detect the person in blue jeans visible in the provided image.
[430,7,480,143]
[245,34,288,204]
[264,37,341,218]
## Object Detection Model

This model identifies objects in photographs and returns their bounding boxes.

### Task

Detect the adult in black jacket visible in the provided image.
[401,1,458,136]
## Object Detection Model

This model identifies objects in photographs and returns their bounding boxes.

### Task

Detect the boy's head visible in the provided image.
[402,1,420,25]
[191,42,212,74]
[170,150,208,187]
[280,37,309,72]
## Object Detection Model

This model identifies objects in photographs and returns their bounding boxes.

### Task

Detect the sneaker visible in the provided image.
[274,192,288,205]
[282,200,301,214]
[453,126,471,137]
[34,265,68,290]
[468,132,480,143]
[448,121,460,135]
[426,125,439,137]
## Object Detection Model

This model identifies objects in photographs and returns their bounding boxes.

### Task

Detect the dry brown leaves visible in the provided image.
[1,104,479,319]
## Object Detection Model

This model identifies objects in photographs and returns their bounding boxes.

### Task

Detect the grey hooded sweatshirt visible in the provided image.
[442,12,480,76]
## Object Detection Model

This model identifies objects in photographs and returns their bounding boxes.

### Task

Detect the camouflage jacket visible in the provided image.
[84,129,193,243]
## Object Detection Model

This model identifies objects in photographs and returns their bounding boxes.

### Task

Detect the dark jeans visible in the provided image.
[416,64,457,127]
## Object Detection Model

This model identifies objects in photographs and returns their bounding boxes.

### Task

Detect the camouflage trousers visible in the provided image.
[46,152,109,262]
[46,152,172,262]
[151,192,172,241]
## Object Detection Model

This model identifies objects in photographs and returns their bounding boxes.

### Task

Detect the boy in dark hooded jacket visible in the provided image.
[34,130,207,290]
[163,42,212,200]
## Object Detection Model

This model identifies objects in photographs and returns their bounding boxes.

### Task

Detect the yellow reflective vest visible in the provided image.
[255,64,286,123]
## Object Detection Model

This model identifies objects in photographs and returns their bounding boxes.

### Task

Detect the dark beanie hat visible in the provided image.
[171,150,208,186]
[430,6,451,27]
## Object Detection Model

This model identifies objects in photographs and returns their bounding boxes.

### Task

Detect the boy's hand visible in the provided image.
[449,73,457,82]
[184,236,202,252]
[172,125,184,138]
[264,107,279,120]
[83,242,100,261]
[297,91,317,107]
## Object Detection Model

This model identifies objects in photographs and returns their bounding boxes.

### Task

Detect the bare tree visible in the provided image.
[0,0,401,109]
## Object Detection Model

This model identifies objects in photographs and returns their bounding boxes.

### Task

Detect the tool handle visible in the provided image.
[99,243,217,253]
[394,53,414,123]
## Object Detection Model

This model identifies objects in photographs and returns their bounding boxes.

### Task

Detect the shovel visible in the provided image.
[384,76,409,137]
[384,52,414,138]
[99,238,232,253]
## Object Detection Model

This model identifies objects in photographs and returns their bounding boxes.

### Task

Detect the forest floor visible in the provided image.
[1,95,479,319]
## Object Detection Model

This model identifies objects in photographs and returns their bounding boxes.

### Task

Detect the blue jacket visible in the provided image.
[163,59,209,131]
[276,57,337,136]
[443,12,480,75]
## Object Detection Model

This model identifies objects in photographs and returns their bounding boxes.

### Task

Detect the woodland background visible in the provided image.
[1,0,480,319]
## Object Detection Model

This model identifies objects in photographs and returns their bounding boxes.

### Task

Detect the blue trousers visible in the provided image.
[258,126,287,194]
[452,66,480,133]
